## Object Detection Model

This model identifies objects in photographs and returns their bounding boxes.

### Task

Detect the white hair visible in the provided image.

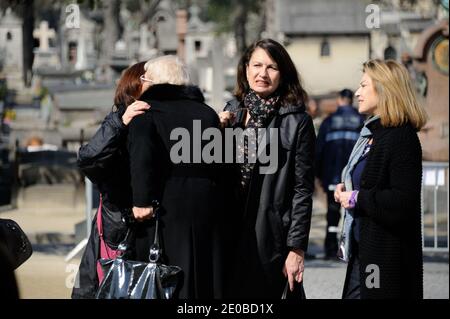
[144,55,190,85]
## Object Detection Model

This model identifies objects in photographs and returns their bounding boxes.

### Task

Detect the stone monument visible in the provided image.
[414,19,449,161]
[32,21,61,71]
[0,8,25,90]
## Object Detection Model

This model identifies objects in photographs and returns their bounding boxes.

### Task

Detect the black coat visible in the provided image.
[128,84,229,298]
[72,111,131,299]
[355,119,423,299]
[224,99,316,298]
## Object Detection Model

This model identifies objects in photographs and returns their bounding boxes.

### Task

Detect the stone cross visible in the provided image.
[33,21,56,52]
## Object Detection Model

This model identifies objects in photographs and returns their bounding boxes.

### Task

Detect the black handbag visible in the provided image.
[281,281,307,299]
[96,205,182,299]
[0,218,33,270]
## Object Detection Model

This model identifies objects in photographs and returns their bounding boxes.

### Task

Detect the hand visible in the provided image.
[282,249,305,291]
[339,191,354,209]
[218,111,235,129]
[122,100,151,125]
[334,183,345,203]
[132,206,154,222]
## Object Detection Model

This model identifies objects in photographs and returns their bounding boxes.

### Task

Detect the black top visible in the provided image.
[351,143,371,243]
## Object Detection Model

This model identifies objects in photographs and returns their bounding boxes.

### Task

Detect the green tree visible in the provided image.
[206,0,263,54]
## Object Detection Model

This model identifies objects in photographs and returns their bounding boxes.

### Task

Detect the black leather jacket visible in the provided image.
[224,99,316,276]
[72,111,131,299]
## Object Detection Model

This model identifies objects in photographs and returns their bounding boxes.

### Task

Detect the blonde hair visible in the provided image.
[363,59,427,130]
[144,55,190,85]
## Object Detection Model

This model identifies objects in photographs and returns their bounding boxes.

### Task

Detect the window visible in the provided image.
[384,46,397,60]
[320,39,330,57]
[6,31,12,41]
[195,40,202,52]
[68,42,77,63]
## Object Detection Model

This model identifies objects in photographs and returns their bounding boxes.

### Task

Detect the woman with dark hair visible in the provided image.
[72,62,150,299]
[219,39,316,298]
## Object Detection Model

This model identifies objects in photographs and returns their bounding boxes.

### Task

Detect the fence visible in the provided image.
[422,162,449,253]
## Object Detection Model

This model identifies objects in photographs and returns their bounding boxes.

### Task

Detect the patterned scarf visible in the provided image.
[239,90,280,193]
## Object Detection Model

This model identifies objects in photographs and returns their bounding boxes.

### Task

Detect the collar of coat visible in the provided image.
[366,117,418,133]
[226,98,306,116]
[140,84,205,103]
[366,116,383,132]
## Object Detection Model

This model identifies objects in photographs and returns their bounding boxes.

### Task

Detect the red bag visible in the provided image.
[96,196,122,284]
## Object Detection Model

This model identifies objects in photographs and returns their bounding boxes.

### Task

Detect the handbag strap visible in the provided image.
[96,194,116,259]
[96,194,104,237]
[281,281,289,299]
[96,194,132,258]
[149,201,161,263]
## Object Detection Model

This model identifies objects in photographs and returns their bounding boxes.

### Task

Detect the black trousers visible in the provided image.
[342,238,361,299]
[324,190,341,257]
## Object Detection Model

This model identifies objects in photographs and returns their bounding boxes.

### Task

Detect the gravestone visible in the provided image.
[0,8,24,90]
[211,38,225,112]
[110,39,131,80]
[139,23,158,61]
[413,19,449,161]
[32,21,61,71]
[60,11,97,71]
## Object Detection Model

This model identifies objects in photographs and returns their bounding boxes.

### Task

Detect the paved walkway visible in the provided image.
[2,190,448,299]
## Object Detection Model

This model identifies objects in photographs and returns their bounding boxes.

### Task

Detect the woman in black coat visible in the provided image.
[335,59,427,299]
[219,39,315,298]
[128,55,228,298]
[72,62,150,298]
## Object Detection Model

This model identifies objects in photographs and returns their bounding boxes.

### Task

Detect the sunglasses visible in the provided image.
[140,75,153,83]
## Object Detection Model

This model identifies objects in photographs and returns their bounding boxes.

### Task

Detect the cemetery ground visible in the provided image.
[0,186,448,299]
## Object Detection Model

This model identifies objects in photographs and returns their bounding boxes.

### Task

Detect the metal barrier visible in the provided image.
[65,177,93,262]
[422,162,449,253]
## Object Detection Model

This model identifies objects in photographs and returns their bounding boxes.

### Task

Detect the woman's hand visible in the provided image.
[132,206,154,222]
[122,101,151,125]
[282,249,305,291]
[339,191,355,209]
[334,183,345,203]
[218,111,235,129]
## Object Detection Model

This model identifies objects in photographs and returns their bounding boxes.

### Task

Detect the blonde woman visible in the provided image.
[334,59,427,299]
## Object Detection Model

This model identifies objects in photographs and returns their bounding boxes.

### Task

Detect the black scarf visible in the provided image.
[239,90,280,193]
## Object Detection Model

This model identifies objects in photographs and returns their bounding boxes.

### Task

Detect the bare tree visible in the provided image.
[22,0,34,87]
[138,0,163,24]
[207,0,262,54]
[101,0,121,64]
